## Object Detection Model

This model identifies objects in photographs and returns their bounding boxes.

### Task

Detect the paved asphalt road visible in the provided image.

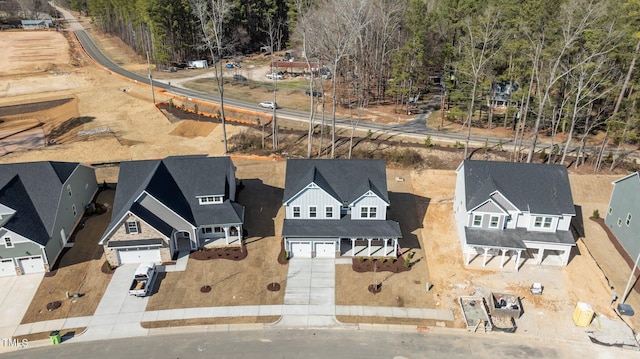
[6,328,632,359]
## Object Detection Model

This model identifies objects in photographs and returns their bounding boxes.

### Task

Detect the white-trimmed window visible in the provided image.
[198,196,223,205]
[214,227,224,233]
[325,206,333,218]
[4,237,13,248]
[309,206,317,218]
[534,217,543,228]
[489,216,499,228]
[126,221,139,234]
[72,204,77,217]
[627,213,632,226]
[360,207,377,218]
[293,206,301,218]
[617,218,622,227]
[369,207,377,218]
[67,184,72,197]
[608,207,613,215]
[201,227,213,234]
[472,214,482,227]
[543,217,553,228]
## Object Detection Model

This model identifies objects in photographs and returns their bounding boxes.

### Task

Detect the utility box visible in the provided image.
[573,302,594,327]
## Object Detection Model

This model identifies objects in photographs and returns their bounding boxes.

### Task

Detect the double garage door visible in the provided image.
[0,256,46,276]
[117,247,161,264]
[289,241,336,258]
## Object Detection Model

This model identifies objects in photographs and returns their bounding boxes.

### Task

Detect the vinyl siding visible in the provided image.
[0,228,43,259]
[351,194,387,220]
[606,176,640,260]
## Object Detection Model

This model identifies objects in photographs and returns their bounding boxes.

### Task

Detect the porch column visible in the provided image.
[367,238,372,257]
[561,248,571,265]
[537,248,544,265]
[393,238,398,257]
[237,225,243,248]
[515,250,522,271]
[500,249,506,269]
[482,247,489,267]
[383,238,388,256]
[351,238,356,256]
[223,226,230,245]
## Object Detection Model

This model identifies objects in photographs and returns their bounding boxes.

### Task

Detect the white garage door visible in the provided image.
[290,242,312,258]
[18,256,45,274]
[0,259,16,277]
[117,248,161,264]
[315,242,336,258]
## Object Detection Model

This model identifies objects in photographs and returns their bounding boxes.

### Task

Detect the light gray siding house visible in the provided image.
[21,19,53,29]
[454,160,576,270]
[605,172,640,263]
[0,161,98,276]
[99,155,244,267]
[282,159,402,258]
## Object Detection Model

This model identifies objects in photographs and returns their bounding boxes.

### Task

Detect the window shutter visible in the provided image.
[137,221,142,233]
[125,223,130,234]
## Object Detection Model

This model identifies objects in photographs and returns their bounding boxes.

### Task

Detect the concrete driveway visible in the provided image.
[0,274,43,352]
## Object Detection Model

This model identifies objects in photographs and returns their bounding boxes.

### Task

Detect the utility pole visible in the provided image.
[146,51,156,104]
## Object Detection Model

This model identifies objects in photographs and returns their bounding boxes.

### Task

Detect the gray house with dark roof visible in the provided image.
[605,172,640,263]
[282,159,401,258]
[99,155,244,266]
[0,161,97,276]
[454,160,576,270]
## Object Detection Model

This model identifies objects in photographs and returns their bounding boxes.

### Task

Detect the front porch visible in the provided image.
[198,224,243,248]
[340,238,399,257]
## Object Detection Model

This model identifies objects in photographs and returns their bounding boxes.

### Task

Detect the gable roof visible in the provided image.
[283,159,389,205]
[0,176,49,245]
[104,155,241,241]
[463,160,575,215]
[0,161,80,238]
[612,172,640,187]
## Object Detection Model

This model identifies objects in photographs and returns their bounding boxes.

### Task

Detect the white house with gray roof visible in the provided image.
[605,172,640,264]
[99,155,244,267]
[454,160,576,270]
[282,159,402,258]
[0,161,97,276]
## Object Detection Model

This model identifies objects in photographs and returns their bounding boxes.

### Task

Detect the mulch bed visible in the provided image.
[44,270,57,278]
[189,247,247,261]
[200,285,212,293]
[101,260,116,274]
[368,284,382,294]
[352,256,411,273]
[277,239,289,265]
[267,282,281,291]
[46,301,62,311]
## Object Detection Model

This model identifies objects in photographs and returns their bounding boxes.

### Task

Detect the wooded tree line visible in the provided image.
[57,0,639,169]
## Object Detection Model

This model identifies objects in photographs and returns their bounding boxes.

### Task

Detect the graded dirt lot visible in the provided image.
[2,15,639,344]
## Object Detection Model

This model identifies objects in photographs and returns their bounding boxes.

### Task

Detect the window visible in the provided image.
[369,207,377,218]
[608,207,613,215]
[543,217,553,228]
[617,218,622,227]
[4,237,13,248]
[293,206,301,218]
[489,216,499,228]
[472,215,482,227]
[360,207,377,219]
[72,204,77,217]
[627,214,632,226]
[534,217,543,228]
[325,206,333,218]
[198,196,223,205]
[309,206,317,218]
[201,227,213,234]
[214,227,224,233]
[126,221,139,234]
[67,184,72,197]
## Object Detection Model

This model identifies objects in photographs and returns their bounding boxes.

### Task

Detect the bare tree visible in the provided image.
[191,0,232,154]
[263,16,282,151]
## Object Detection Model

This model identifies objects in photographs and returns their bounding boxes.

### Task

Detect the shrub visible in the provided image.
[282,251,289,261]
[593,209,600,219]
[424,136,433,147]
[366,129,373,140]
[358,256,365,263]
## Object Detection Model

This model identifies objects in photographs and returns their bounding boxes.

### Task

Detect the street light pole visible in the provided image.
[621,249,640,304]
[146,51,156,104]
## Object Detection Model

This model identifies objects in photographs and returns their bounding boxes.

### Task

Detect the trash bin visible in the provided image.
[50,330,61,345]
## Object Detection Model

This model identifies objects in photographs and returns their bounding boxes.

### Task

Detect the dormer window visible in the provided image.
[198,196,223,205]
[360,207,377,219]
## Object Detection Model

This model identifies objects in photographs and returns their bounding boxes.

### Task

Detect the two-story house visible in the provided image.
[454,160,576,270]
[0,161,97,276]
[605,172,640,265]
[99,155,244,267]
[281,159,402,258]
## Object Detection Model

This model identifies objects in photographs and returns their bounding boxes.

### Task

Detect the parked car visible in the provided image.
[259,101,277,109]
[266,72,284,80]
[305,89,323,97]
[129,262,157,297]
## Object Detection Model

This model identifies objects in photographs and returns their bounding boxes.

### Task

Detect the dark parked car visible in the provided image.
[305,89,323,97]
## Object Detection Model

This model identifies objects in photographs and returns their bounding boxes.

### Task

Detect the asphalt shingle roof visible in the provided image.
[282,217,402,238]
[0,176,49,246]
[465,227,575,248]
[283,159,389,205]
[463,160,575,215]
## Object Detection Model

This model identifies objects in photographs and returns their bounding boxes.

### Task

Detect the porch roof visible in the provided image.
[465,227,575,249]
[282,217,401,238]
[107,238,163,248]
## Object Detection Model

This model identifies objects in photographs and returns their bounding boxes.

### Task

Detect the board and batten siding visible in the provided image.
[286,186,341,219]
[606,175,640,260]
[46,165,98,265]
[351,193,388,220]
